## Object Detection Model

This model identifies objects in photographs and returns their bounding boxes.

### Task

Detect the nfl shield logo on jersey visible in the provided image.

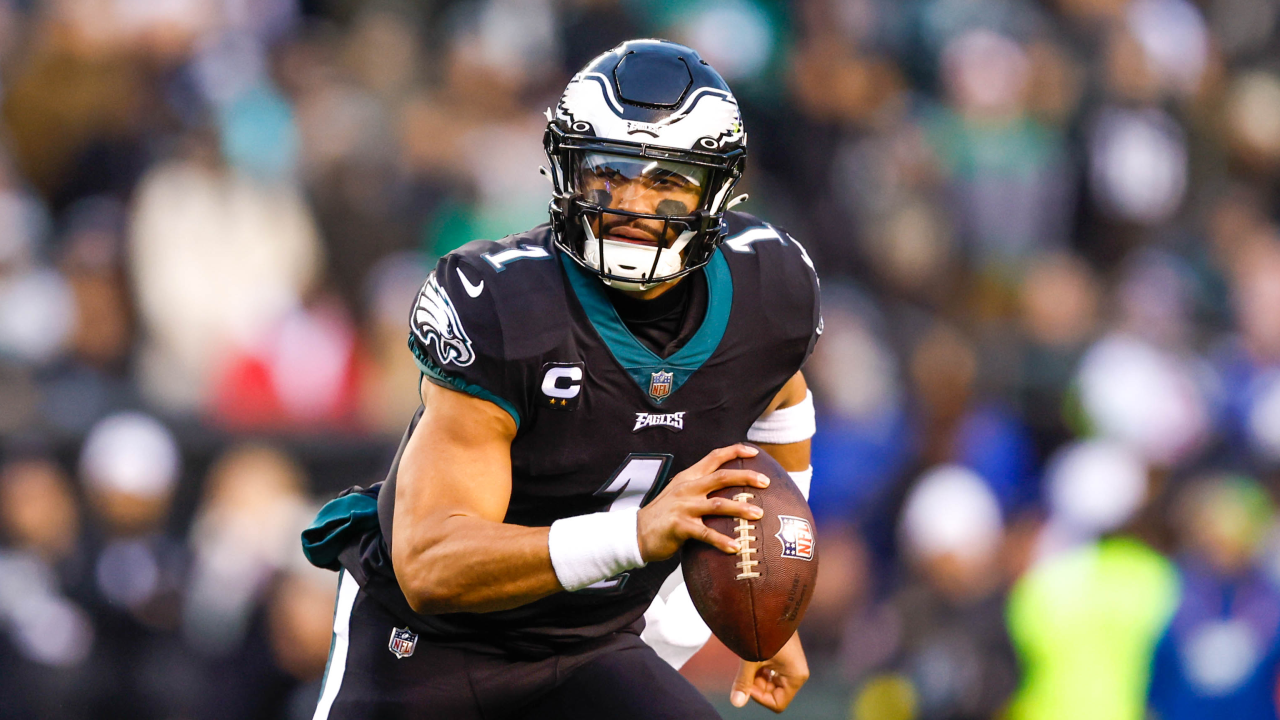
[389,627,418,659]
[649,370,673,400]
[775,515,815,561]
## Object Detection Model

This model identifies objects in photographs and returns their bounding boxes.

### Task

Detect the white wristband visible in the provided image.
[548,507,647,591]
[789,467,813,501]
[747,390,816,445]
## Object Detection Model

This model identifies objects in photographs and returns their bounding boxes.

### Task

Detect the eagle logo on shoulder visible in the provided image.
[413,273,475,367]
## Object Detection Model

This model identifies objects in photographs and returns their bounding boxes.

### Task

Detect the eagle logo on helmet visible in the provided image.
[556,73,745,151]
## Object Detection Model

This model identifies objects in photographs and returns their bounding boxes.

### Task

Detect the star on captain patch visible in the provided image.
[649,370,673,401]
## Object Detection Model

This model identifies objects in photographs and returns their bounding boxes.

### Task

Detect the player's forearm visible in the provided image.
[394,515,562,614]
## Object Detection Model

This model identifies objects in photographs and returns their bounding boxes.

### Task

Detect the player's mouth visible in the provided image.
[604,225,661,247]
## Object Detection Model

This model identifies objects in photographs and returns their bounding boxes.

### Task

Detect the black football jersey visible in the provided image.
[376,210,820,649]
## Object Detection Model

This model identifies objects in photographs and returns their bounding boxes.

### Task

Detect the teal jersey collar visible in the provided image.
[561,250,733,403]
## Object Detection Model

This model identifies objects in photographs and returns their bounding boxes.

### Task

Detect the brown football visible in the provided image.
[681,444,819,661]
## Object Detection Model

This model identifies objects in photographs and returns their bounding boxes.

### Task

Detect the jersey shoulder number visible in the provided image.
[720,211,822,353]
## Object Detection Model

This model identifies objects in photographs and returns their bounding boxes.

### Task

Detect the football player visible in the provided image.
[302,39,821,719]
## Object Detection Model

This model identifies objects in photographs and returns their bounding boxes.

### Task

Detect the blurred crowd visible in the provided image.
[5,0,1280,718]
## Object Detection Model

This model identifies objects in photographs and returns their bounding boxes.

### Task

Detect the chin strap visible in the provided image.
[726,193,749,209]
[580,215,695,290]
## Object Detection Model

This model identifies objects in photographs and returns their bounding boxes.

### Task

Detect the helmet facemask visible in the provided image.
[574,152,708,291]
[546,126,744,291]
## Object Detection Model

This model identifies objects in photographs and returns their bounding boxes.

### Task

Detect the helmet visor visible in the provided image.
[573,152,712,218]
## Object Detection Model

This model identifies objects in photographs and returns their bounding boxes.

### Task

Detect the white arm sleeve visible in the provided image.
[747,390,815,445]
[790,467,812,501]
[641,567,712,669]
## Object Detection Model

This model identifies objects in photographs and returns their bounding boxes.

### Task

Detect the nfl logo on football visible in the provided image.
[775,515,815,561]
[648,370,673,400]
[389,627,418,659]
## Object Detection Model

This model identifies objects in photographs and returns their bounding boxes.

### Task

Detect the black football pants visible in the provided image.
[312,572,722,720]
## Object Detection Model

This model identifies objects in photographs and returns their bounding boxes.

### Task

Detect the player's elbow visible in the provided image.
[396,561,467,614]
[402,586,459,615]
[392,535,464,614]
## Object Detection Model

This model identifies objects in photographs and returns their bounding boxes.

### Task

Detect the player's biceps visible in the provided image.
[395,410,512,537]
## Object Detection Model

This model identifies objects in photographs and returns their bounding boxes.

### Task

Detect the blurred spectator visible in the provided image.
[36,195,140,435]
[1148,475,1280,720]
[183,443,312,656]
[908,322,1036,513]
[264,564,339,720]
[356,251,433,435]
[210,298,362,430]
[0,456,94,720]
[128,133,324,414]
[0,165,69,376]
[1214,239,1280,464]
[1007,440,1178,720]
[926,29,1072,280]
[78,411,199,720]
[845,465,1019,720]
[1015,252,1101,456]
[1075,253,1212,468]
[807,285,913,523]
[184,444,329,720]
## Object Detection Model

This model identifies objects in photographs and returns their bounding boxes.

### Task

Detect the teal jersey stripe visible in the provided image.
[407,336,522,430]
[561,250,733,402]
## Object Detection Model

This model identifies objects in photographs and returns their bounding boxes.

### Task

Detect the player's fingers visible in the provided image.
[693,497,763,522]
[694,468,769,495]
[730,661,760,708]
[751,667,797,713]
[686,444,758,479]
[773,680,800,712]
[688,519,741,555]
[748,685,782,713]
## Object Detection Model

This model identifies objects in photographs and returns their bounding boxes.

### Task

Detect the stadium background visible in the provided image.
[2,0,1280,718]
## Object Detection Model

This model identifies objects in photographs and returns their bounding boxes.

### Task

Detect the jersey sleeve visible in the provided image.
[777,225,823,367]
[407,253,530,429]
[722,211,822,371]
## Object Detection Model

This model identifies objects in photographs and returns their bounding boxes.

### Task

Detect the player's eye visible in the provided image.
[648,173,689,190]
[593,169,625,186]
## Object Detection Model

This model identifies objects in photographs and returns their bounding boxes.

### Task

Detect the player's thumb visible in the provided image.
[730,663,758,708]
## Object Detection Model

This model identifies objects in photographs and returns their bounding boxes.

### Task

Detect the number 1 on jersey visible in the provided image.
[580,453,673,592]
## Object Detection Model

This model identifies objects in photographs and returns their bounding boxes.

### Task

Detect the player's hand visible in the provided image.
[730,632,809,713]
[636,444,769,563]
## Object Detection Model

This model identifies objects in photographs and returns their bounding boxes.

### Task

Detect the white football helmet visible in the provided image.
[545,39,747,291]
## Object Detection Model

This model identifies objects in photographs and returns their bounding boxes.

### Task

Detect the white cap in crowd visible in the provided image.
[1046,439,1148,537]
[79,411,180,498]
[901,464,1004,563]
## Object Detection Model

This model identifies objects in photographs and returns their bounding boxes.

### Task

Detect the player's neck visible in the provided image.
[612,276,683,301]
[606,276,690,319]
